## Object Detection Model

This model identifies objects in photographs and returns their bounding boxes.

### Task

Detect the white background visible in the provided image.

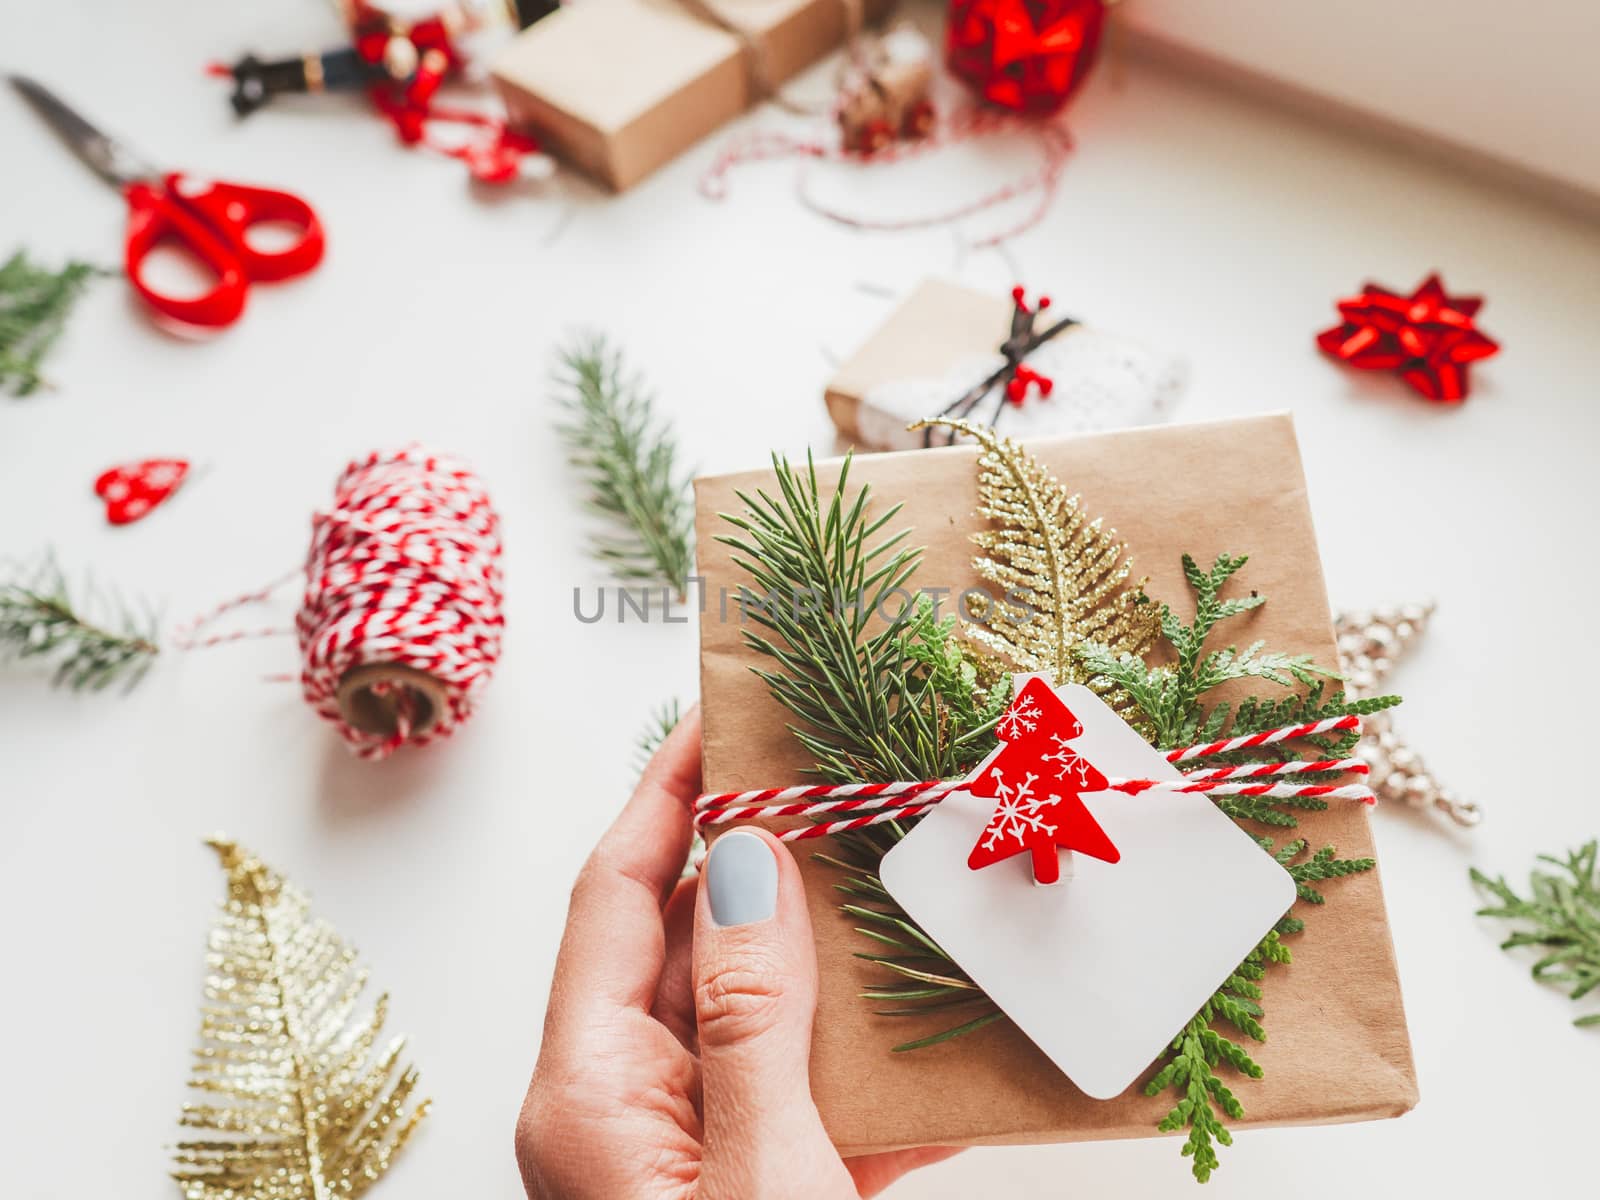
[1121,0,1600,201]
[3,2,1599,1197]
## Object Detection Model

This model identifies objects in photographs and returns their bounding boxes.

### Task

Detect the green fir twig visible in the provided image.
[1,251,105,397]
[716,452,1005,789]
[554,335,693,595]
[1472,842,1600,1027]
[0,555,159,690]
[634,697,684,774]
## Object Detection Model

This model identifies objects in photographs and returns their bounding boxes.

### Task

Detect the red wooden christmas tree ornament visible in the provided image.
[966,676,1120,884]
[94,458,190,525]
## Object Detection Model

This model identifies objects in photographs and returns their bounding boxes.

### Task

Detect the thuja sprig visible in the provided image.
[0,555,159,690]
[1,250,105,397]
[554,334,694,595]
[1149,839,1374,1182]
[1079,553,1401,774]
[1472,842,1600,1026]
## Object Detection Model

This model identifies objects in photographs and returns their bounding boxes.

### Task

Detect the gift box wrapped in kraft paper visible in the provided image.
[491,0,887,191]
[692,414,1417,1159]
[826,278,1187,452]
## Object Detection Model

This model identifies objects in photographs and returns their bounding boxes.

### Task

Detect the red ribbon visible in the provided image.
[946,0,1106,114]
[1316,273,1499,403]
[354,6,541,185]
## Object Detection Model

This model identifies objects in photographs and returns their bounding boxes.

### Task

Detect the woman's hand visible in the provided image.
[514,706,958,1199]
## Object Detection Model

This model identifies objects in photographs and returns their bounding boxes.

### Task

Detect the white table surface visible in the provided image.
[4,2,1599,1197]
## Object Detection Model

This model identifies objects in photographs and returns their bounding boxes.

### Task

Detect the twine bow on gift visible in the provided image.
[1315,273,1500,403]
[922,285,1078,445]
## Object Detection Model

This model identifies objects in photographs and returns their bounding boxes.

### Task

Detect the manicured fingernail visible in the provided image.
[706,831,778,927]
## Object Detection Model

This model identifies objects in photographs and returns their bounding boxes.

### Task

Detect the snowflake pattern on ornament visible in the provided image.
[977,768,1059,855]
[997,693,1042,742]
[1042,731,1098,789]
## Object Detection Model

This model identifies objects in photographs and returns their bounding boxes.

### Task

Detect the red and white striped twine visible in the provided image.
[694,718,1374,836]
[700,108,1073,250]
[1164,715,1360,763]
[175,446,504,760]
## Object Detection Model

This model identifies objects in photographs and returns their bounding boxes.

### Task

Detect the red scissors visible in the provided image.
[12,74,324,329]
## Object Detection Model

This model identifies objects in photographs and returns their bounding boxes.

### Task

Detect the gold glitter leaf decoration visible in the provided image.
[172,838,429,1200]
[913,417,1158,713]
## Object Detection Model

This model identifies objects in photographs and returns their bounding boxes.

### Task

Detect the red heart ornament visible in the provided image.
[94,458,190,525]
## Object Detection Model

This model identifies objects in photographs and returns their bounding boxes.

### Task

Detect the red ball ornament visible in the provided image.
[946,0,1108,114]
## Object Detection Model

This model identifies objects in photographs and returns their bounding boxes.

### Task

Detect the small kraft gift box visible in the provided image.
[491,0,889,190]
[692,414,1417,1176]
[825,278,1187,451]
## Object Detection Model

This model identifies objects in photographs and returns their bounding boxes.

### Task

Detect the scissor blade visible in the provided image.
[10,74,153,188]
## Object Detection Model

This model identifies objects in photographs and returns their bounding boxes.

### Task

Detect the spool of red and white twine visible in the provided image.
[177,446,504,759]
[694,715,1376,844]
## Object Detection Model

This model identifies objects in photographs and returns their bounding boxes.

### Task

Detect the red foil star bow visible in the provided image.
[946,0,1107,114]
[1316,274,1500,403]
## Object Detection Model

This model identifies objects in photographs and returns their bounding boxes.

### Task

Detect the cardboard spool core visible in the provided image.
[335,663,447,741]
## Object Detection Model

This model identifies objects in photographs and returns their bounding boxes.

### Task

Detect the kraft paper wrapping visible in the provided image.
[491,0,884,191]
[693,414,1417,1154]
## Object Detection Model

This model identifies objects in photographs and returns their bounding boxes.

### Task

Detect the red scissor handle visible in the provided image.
[123,178,249,328]
[122,173,325,329]
[167,173,325,282]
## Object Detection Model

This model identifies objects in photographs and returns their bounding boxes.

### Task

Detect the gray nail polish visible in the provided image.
[706,831,778,927]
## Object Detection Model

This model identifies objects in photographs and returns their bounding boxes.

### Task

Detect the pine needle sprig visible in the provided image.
[717,452,1003,786]
[634,697,683,774]
[1472,842,1600,1026]
[1,250,105,397]
[0,555,158,691]
[721,454,1005,1044]
[554,335,694,594]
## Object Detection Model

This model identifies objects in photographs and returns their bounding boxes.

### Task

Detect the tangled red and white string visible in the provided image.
[694,716,1373,844]
[177,447,504,759]
[700,108,1073,249]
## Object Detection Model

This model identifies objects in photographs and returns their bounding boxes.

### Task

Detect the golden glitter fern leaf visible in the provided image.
[913,418,1158,714]
[172,838,429,1200]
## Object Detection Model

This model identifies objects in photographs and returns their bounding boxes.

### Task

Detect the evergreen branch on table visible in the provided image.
[554,334,694,595]
[912,418,1158,723]
[635,698,701,876]
[1472,841,1600,1027]
[634,697,683,774]
[0,250,104,397]
[1147,840,1373,1182]
[0,555,158,691]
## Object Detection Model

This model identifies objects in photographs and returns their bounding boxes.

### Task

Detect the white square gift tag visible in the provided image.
[879,681,1296,1100]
